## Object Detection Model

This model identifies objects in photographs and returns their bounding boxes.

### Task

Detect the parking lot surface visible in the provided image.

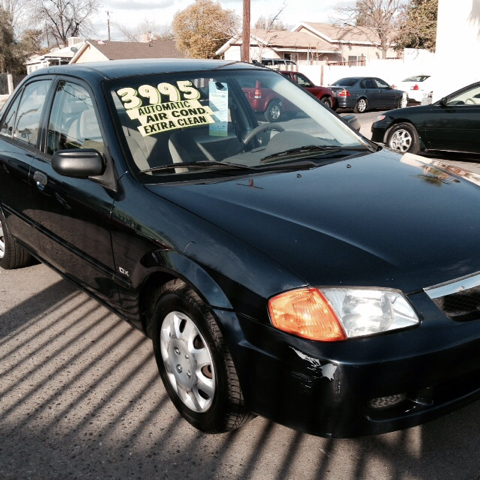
[3,248,480,479]
[2,110,480,479]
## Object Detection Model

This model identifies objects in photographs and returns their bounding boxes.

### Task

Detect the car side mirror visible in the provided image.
[52,149,105,178]
[439,96,448,107]
[341,114,361,132]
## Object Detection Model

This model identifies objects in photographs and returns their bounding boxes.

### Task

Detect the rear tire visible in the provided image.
[151,279,253,433]
[0,209,32,269]
[354,98,368,113]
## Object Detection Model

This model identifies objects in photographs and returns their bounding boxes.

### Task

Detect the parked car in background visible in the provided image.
[393,75,432,103]
[239,77,297,121]
[330,77,406,113]
[261,58,296,67]
[371,80,480,155]
[279,70,336,109]
[3,59,480,440]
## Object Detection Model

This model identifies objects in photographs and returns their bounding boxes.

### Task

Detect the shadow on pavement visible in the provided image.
[2,264,480,479]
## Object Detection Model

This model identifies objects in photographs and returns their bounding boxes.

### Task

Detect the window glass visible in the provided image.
[447,84,480,106]
[109,69,364,181]
[294,74,313,88]
[0,94,21,138]
[374,78,390,89]
[331,78,359,87]
[47,81,104,155]
[402,75,430,82]
[12,80,51,146]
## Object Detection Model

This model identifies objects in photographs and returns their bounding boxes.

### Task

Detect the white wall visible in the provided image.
[296,51,434,87]
[433,0,480,100]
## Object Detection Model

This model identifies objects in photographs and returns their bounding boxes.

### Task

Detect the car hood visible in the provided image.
[146,150,480,293]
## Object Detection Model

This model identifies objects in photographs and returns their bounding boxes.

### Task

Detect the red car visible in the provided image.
[239,72,335,122]
[240,78,296,122]
[279,71,336,109]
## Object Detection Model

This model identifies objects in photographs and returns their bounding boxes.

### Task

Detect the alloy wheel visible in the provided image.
[389,129,413,153]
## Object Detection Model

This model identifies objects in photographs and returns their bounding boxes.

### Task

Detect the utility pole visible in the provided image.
[106,11,111,41]
[241,0,250,62]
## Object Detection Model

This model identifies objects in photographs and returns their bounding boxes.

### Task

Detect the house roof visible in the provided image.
[26,44,75,66]
[216,29,339,55]
[295,22,382,46]
[251,29,338,51]
[72,39,184,62]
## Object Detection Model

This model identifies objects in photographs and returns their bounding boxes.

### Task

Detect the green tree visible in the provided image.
[172,0,239,59]
[0,7,24,73]
[395,0,438,51]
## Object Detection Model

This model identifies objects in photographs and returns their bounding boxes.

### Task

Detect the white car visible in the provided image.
[394,75,432,103]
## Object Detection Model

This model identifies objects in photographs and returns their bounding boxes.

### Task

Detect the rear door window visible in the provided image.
[11,80,51,147]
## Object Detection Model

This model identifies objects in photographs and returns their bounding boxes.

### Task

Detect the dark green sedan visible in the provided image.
[371,81,480,155]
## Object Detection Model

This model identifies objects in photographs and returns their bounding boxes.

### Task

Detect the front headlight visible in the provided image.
[268,287,419,342]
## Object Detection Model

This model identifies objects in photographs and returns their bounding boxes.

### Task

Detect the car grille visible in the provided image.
[425,273,480,322]
[432,285,480,321]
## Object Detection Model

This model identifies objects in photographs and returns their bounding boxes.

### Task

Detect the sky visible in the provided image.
[91,0,354,40]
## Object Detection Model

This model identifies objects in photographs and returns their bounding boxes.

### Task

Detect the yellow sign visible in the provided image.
[117,82,216,137]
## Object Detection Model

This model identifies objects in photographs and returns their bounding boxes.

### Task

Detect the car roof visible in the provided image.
[28,59,260,82]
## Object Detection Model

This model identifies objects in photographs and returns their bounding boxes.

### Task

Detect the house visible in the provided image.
[70,39,184,64]
[216,29,339,65]
[294,22,398,63]
[26,37,83,74]
[216,22,398,65]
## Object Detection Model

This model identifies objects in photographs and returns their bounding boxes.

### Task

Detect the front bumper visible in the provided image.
[214,291,480,438]
[371,120,391,143]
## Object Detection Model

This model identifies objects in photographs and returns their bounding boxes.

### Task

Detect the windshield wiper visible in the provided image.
[140,160,255,174]
[261,145,363,163]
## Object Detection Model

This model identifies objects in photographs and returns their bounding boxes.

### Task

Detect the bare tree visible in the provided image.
[254,15,288,31]
[1,0,31,38]
[32,0,99,47]
[115,19,174,43]
[335,0,403,59]
[251,2,288,61]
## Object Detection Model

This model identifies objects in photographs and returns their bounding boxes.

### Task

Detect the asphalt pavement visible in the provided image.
[2,112,480,479]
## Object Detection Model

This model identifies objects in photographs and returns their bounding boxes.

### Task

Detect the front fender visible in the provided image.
[141,249,234,310]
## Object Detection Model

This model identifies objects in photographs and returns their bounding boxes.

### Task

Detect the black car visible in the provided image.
[330,76,406,113]
[2,60,480,439]
[371,81,480,155]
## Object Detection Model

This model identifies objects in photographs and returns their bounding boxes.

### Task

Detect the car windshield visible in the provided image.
[402,75,430,82]
[108,68,367,181]
[331,78,359,87]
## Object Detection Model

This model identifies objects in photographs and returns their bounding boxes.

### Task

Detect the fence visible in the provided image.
[0,73,25,95]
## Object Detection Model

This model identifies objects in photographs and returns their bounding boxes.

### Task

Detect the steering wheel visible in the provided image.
[465,98,477,105]
[243,123,285,145]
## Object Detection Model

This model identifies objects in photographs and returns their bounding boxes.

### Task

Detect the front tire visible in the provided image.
[386,123,420,154]
[264,100,282,122]
[354,98,368,113]
[151,280,252,433]
[0,209,32,269]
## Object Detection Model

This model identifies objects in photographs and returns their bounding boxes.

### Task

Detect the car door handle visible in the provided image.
[33,171,48,190]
